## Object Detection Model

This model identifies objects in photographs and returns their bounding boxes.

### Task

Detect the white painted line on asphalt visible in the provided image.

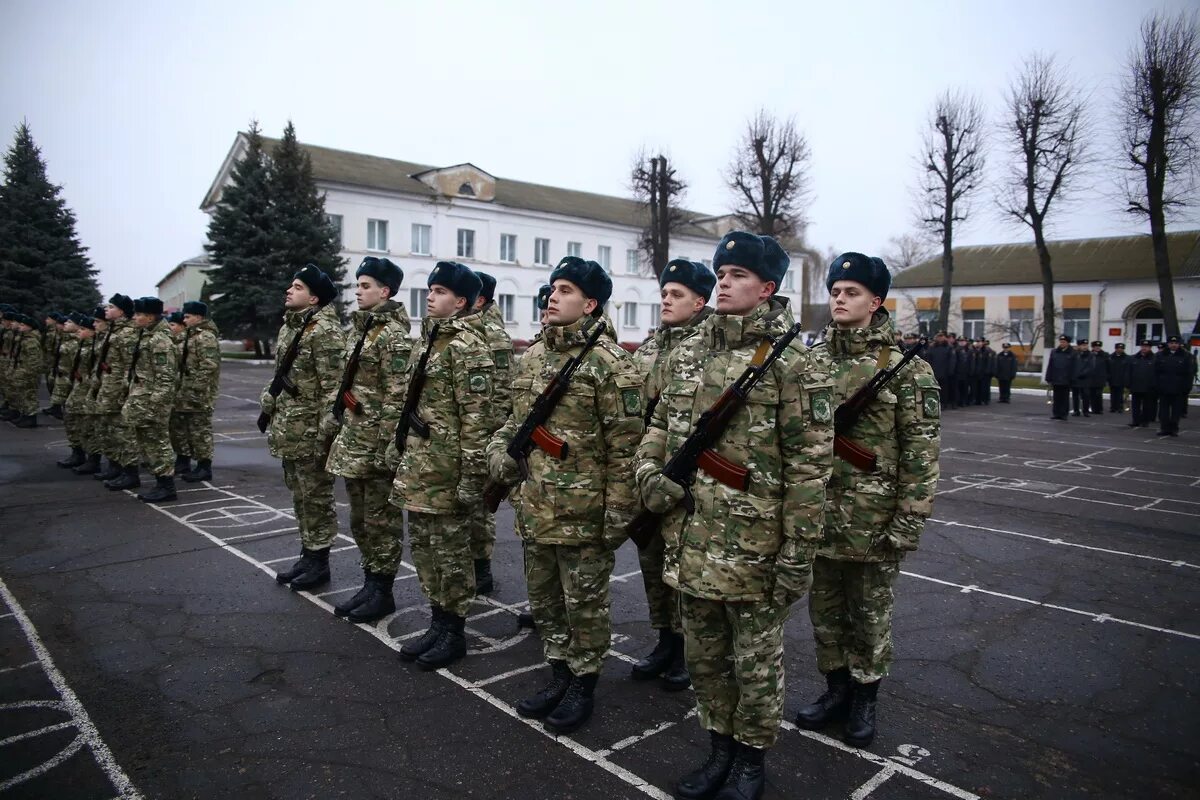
[901,570,1200,641]
[0,659,39,675]
[596,718,681,758]
[610,569,643,583]
[0,579,144,798]
[936,476,1000,496]
[850,765,897,799]
[930,519,1200,570]
[221,527,296,543]
[954,429,1200,459]
[0,720,75,747]
[473,662,546,687]
[0,612,14,619]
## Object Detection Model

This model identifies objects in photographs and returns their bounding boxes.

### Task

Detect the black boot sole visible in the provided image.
[543,707,593,735]
[843,731,875,748]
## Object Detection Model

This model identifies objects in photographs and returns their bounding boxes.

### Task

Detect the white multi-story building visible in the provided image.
[199,133,813,345]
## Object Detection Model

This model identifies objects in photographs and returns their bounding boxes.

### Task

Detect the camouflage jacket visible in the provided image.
[391,313,495,513]
[175,319,222,412]
[49,335,81,405]
[10,331,43,385]
[123,320,179,425]
[327,301,413,479]
[262,303,346,461]
[94,318,141,412]
[811,311,941,561]
[633,307,713,412]
[479,301,515,422]
[488,315,644,546]
[634,298,834,602]
[42,329,58,374]
[65,336,98,412]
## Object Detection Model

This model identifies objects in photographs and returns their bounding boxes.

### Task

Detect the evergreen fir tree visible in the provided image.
[268,121,346,316]
[0,122,100,315]
[204,121,278,356]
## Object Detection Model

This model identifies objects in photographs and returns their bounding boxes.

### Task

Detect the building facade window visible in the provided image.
[916,310,938,336]
[1008,308,1035,343]
[597,245,611,271]
[367,219,388,252]
[530,295,541,322]
[567,241,582,258]
[498,293,515,322]
[782,269,795,291]
[649,304,661,328]
[457,228,475,259]
[534,237,550,265]
[623,302,638,328]
[625,249,640,275]
[410,288,428,319]
[1063,308,1090,342]
[962,309,986,340]
[326,214,343,248]
[411,224,431,255]
[500,234,517,263]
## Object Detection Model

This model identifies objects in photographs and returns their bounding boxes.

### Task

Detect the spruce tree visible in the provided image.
[0,122,100,315]
[204,121,278,356]
[268,121,346,315]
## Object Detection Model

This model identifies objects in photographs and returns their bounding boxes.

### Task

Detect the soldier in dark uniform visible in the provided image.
[1126,340,1156,427]
[1155,335,1191,437]
[955,339,972,408]
[944,333,959,407]
[1087,341,1107,415]
[924,332,955,411]
[1046,335,1075,420]
[1070,338,1093,416]
[1107,343,1129,413]
[995,342,1018,402]
[976,339,996,405]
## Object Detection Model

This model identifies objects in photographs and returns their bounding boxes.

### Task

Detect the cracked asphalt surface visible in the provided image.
[1,360,1197,799]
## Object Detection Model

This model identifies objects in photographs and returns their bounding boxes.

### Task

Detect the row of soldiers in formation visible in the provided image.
[0,296,221,501]
[922,333,1021,406]
[1046,335,1196,435]
[252,230,939,800]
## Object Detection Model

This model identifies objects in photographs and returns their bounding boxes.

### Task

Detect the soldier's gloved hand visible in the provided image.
[318,412,340,440]
[259,389,276,416]
[602,508,632,552]
[456,482,482,509]
[383,439,401,472]
[771,540,814,609]
[640,472,685,515]
[488,449,519,485]
[884,514,922,554]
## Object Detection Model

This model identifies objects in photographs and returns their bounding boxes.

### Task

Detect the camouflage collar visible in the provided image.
[822,309,896,357]
[543,314,602,352]
[703,298,792,351]
[353,299,403,330]
[422,309,484,339]
[655,306,712,351]
[285,303,335,328]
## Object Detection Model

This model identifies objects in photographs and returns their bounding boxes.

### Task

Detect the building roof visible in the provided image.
[155,254,212,289]
[206,134,721,239]
[892,230,1200,288]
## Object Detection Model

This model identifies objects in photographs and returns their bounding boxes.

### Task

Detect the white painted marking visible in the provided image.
[0,659,39,675]
[220,527,296,543]
[849,766,897,799]
[596,719,679,758]
[610,569,643,583]
[473,662,546,687]
[0,720,75,747]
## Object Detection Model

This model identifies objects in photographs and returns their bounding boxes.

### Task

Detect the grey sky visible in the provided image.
[2,0,1197,300]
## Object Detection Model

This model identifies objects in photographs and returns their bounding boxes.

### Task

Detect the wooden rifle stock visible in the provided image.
[832,336,928,471]
[258,308,318,432]
[394,323,440,453]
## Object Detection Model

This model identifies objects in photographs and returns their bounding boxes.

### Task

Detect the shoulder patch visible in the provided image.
[810,388,833,424]
[468,368,491,394]
[494,349,510,370]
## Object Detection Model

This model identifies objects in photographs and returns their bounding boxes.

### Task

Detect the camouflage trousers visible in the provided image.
[99,413,139,466]
[465,503,495,561]
[281,458,338,550]
[345,476,404,575]
[808,557,900,684]
[130,419,174,477]
[681,593,788,749]
[638,532,681,633]
[525,541,614,677]
[170,411,214,460]
[64,409,82,448]
[10,376,38,415]
[409,511,474,617]
[70,412,100,453]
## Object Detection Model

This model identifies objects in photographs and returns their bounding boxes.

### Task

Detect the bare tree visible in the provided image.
[725,109,813,242]
[917,90,987,333]
[630,149,687,279]
[882,232,937,271]
[998,53,1090,348]
[1119,11,1200,338]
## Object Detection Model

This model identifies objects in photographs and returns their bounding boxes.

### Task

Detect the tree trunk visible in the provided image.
[1147,66,1181,337]
[1034,225,1057,348]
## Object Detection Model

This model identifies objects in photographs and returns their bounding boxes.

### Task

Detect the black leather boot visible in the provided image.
[631,627,674,680]
[844,680,880,748]
[544,671,598,734]
[676,730,736,800]
[517,612,537,630]
[137,475,177,503]
[105,464,141,491]
[47,404,64,419]
[473,557,494,595]
[399,606,446,661]
[73,453,102,475]
[95,459,121,481]
[275,548,316,584]
[288,547,330,591]
[14,414,37,428]
[661,632,691,692]
[713,744,766,800]
[516,659,571,718]
[173,454,192,475]
[182,459,212,483]
[334,571,374,617]
[417,612,466,670]
[347,573,396,624]
[57,447,86,468]
[795,667,852,729]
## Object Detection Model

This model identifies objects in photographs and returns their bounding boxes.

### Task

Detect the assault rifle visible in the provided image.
[625,322,803,549]
[332,315,380,422]
[393,322,441,454]
[126,329,146,385]
[50,333,64,383]
[833,336,927,472]
[482,318,606,512]
[257,308,318,433]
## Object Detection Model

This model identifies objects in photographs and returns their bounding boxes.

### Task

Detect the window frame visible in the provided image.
[367,218,388,252]
[534,237,551,266]
[456,228,475,259]
[411,223,431,256]
[499,233,517,263]
[410,287,428,319]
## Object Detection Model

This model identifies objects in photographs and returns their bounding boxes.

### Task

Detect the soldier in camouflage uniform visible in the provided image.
[628,258,715,693]
[42,313,69,418]
[122,297,180,503]
[262,266,346,592]
[62,313,100,470]
[635,232,834,800]
[487,256,643,735]
[387,262,493,670]
[51,314,84,465]
[466,270,515,595]
[166,311,190,474]
[71,309,108,475]
[796,253,941,750]
[6,313,44,428]
[173,301,222,483]
[40,313,61,404]
[93,294,143,487]
[324,258,412,624]
[0,306,13,417]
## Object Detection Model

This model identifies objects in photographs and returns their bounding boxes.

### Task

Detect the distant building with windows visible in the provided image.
[156,254,214,311]
[197,133,817,345]
[887,230,1200,357]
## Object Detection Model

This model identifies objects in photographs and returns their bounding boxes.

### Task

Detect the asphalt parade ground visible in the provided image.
[1,360,1197,799]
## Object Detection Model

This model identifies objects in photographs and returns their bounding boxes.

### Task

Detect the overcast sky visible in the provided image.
[2,0,1198,300]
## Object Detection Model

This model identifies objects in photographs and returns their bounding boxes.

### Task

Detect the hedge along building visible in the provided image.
[887,230,1200,363]
[199,133,818,348]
